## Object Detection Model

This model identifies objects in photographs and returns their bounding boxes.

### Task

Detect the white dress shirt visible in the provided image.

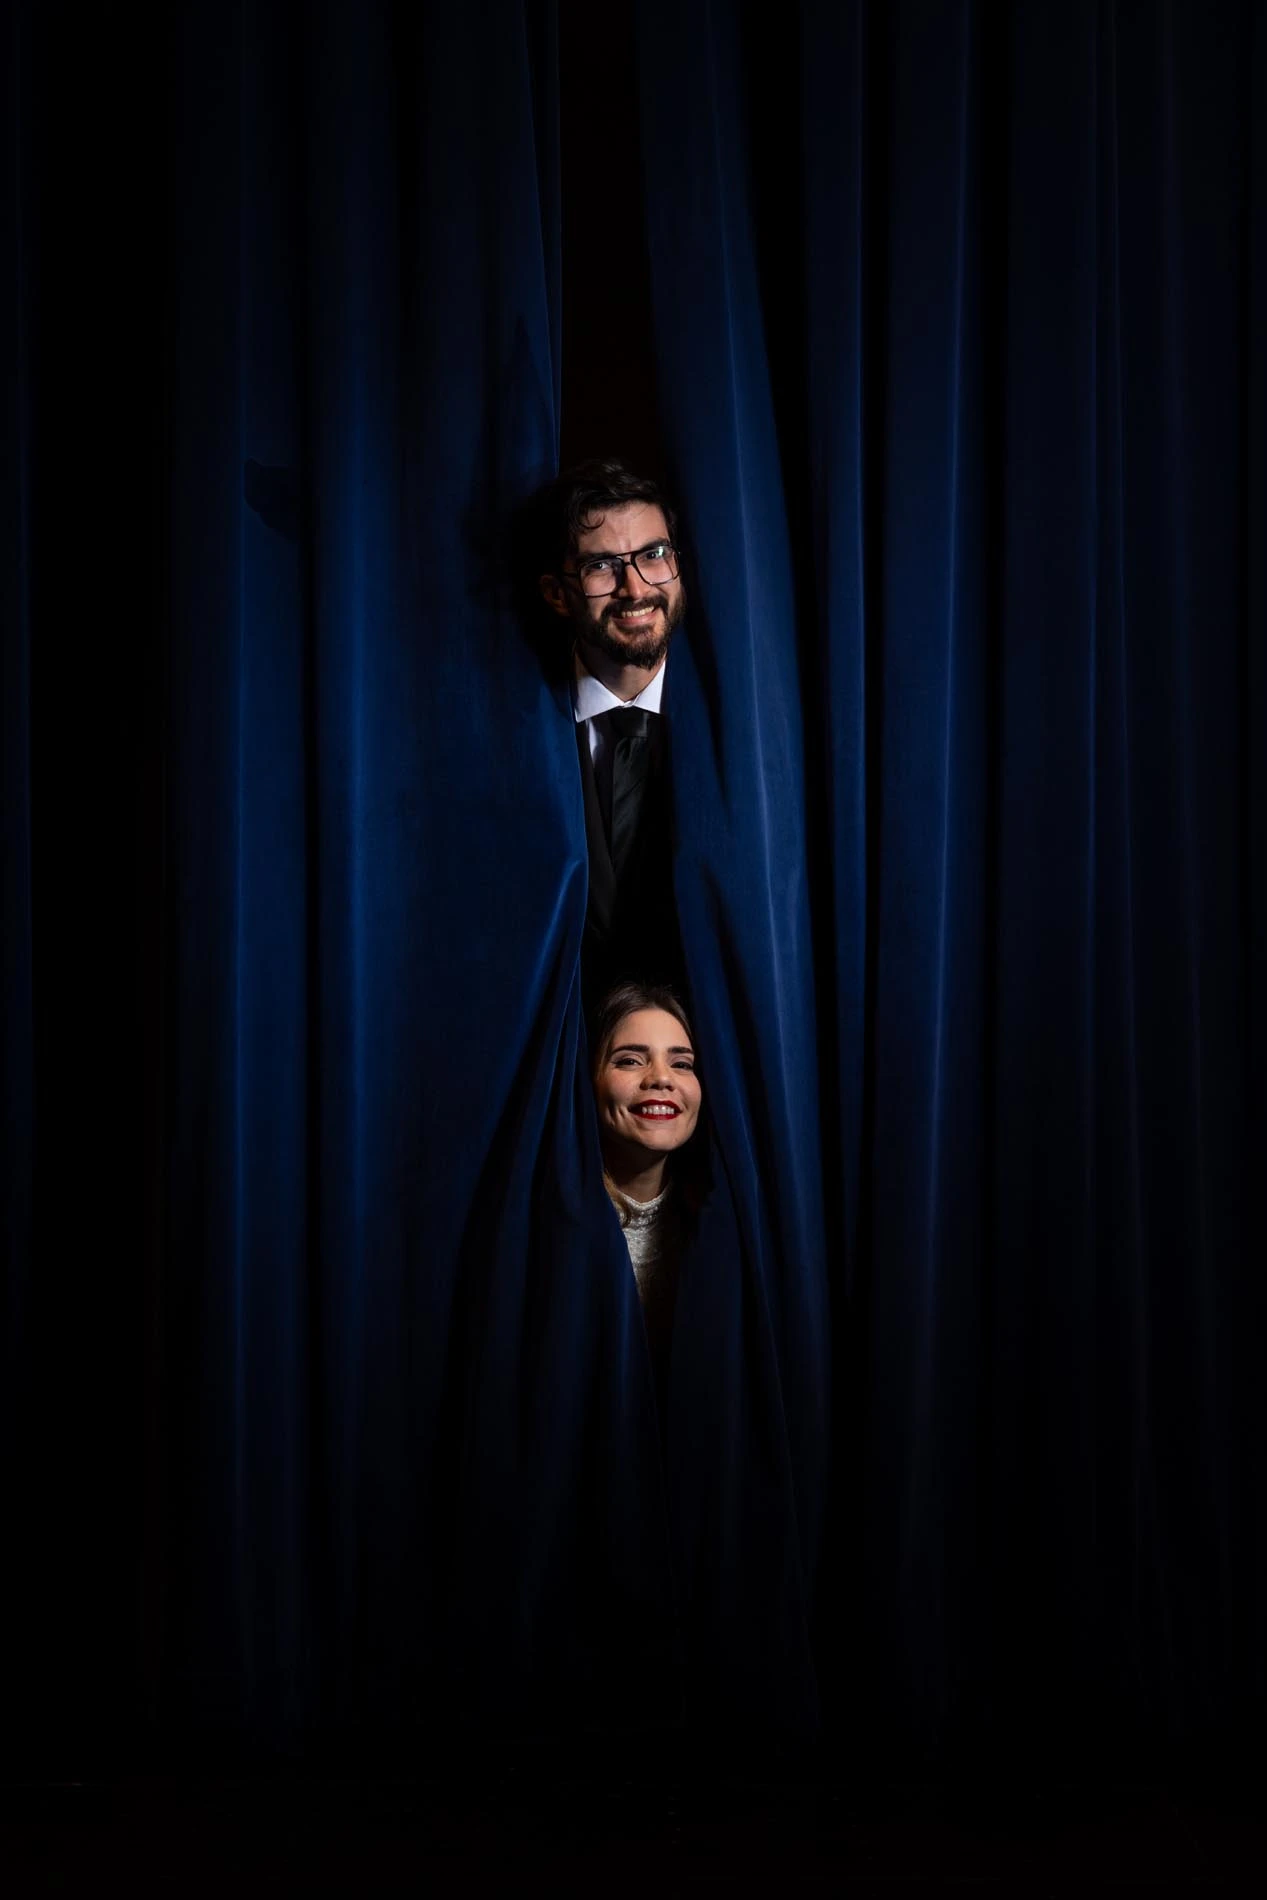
[571,652,667,789]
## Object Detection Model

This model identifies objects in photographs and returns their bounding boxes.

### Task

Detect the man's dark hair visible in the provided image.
[505,459,682,683]
[535,458,679,576]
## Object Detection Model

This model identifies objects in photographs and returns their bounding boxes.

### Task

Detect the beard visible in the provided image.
[576,586,686,672]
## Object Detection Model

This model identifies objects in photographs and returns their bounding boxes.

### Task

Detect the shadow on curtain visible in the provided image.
[637,0,1265,1766]
[3,0,1265,1778]
[4,0,689,1768]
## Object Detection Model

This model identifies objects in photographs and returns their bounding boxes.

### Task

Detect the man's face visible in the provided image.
[542,502,685,673]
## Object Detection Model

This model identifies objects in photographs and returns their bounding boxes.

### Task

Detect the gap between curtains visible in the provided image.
[3,0,1264,1774]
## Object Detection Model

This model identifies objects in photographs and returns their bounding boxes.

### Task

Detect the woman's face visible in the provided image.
[594,1007,702,1162]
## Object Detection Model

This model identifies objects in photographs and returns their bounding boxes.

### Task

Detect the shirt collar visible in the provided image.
[571,651,667,724]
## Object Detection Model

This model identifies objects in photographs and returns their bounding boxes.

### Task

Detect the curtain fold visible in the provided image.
[3,0,1264,1773]
[634,1,834,1736]
[157,0,684,1748]
[5,0,683,1763]
[634,0,1265,1761]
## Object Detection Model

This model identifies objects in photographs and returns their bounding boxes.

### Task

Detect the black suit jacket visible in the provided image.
[575,719,683,1012]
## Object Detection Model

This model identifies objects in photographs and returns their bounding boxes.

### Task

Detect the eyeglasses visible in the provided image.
[562,541,680,598]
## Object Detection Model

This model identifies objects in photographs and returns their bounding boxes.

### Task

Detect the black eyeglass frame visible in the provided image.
[559,541,681,598]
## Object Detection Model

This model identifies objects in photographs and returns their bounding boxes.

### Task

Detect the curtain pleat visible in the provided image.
[633,0,1265,1761]
[3,0,1263,1772]
[636,0,832,1736]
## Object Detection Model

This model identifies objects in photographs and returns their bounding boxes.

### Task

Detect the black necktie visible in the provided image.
[600,706,655,878]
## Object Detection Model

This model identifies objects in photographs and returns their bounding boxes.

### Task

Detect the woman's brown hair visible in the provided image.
[590,979,695,1078]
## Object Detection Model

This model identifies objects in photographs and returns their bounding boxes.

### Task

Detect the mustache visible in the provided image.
[602,595,668,621]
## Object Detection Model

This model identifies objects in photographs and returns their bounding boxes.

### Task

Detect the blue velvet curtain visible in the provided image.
[636,0,1265,1760]
[3,0,1263,1773]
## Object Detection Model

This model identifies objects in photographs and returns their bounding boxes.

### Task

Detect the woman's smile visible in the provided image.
[594,1006,702,1167]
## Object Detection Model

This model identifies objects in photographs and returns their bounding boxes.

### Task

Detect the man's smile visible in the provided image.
[549,497,685,679]
[605,600,662,627]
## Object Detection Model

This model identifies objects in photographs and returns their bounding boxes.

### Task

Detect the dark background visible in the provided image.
[4,14,1265,1889]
